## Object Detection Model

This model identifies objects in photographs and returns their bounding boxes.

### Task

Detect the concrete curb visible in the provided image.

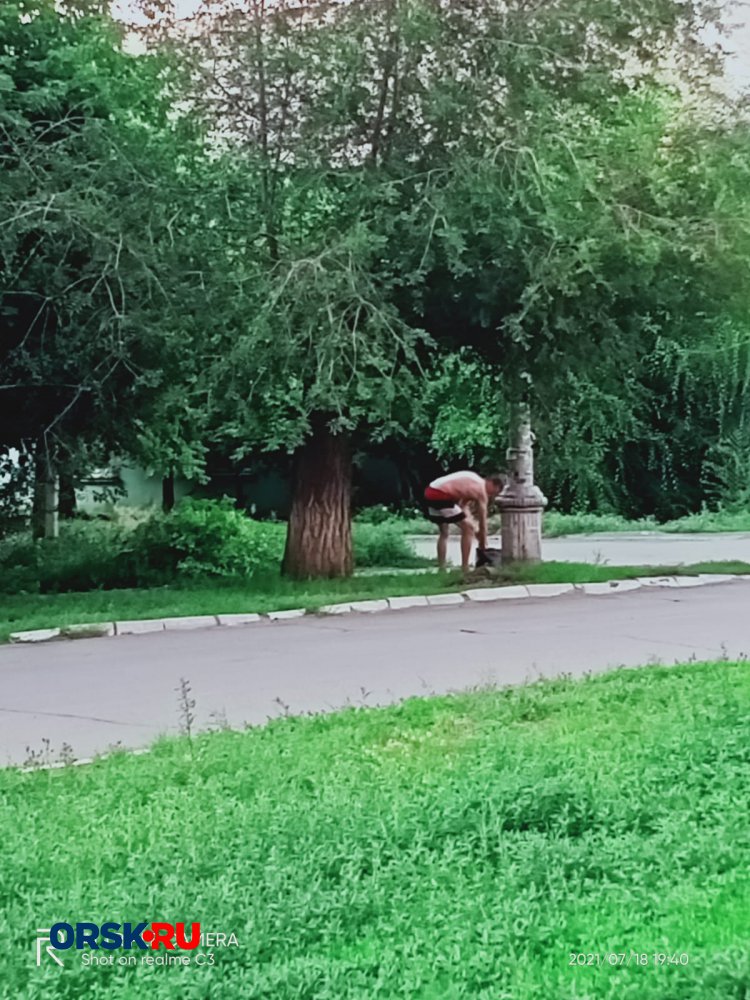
[8,574,743,644]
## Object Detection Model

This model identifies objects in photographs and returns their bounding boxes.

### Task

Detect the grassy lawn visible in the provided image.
[543,508,750,537]
[357,508,750,537]
[2,560,749,642]
[4,660,749,998]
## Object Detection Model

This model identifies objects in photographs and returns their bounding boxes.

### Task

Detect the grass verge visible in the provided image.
[1,560,748,643]
[355,507,750,537]
[543,509,750,537]
[3,660,749,998]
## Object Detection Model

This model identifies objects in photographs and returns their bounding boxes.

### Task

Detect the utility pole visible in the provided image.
[32,445,59,540]
[497,403,547,562]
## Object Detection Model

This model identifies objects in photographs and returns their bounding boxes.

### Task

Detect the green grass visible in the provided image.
[0,570,459,642]
[2,560,748,642]
[3,660,750,998]
[493,558,750,585]
[542,509,750,537]
[355,506,750,537]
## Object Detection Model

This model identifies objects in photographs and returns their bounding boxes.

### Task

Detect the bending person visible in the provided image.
[423,470,505,574]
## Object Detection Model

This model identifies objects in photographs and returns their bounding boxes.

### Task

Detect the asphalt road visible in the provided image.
[2,581,750,766]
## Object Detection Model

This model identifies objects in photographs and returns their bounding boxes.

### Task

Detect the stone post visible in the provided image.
[497,403,547,562]
[32,448,59,540]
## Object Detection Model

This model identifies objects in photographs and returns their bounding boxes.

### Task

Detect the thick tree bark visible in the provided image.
[32,445,58,540]
[282,421,353,579]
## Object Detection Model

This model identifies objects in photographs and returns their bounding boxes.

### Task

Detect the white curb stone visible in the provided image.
[580,580,642,595]
[60,622,115,639]
[525,583,575,598]
[9,627,62,643]
[349,599,389,613]
[8,574,743,646]
[463,586,529,602]
[164,615,219,630]
[387,595,429,610]
[267,609,306,621]
[216,613,262,626]
[426,593,466,606]
[115,619,166,635]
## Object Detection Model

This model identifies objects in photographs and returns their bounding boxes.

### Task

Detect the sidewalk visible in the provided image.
[408,531,750,566]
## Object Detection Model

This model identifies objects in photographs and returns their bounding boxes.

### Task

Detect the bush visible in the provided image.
[0,500,287,593]
[0,501,435,594]
[354,505,435,535]
[0,522,132,594]
[352,522,428,567]
[126,499,286,582]
[542,511,651,537]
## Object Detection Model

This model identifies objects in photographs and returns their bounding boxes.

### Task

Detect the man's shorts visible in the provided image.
[423,486,466,525]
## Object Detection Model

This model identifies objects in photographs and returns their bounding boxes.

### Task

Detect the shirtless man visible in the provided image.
[423,470,505,573]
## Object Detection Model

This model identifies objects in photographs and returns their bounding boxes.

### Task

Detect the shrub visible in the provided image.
[0,500,437,594]
[354,505,435,535]
[126,499,286,582]
[0,522,132,594]
[353,522,428,567]
[0,500,287,593]
[354,504,398,525]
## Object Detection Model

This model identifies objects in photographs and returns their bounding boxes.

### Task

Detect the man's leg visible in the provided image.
[437,522,450,568]
[459,518,476,575]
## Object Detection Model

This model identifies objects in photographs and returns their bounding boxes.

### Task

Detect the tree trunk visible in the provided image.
[32,446,59,540]
[282,420,353,579]
[162,473,175,512]
[497,402,547,563]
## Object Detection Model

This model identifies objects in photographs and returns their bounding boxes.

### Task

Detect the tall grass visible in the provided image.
[3,661,749,998]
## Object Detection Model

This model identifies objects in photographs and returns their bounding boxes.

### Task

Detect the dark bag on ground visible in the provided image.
[476,547,502,568]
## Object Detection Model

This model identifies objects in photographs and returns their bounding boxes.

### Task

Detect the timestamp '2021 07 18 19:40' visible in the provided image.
[569,952,690,967]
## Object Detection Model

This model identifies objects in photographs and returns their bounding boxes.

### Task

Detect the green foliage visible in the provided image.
[3,557,749,641]
[543,507,750,536]
[127,499,286,582]
[662,508,750,534]
[0,569,465,641]
[543,511,657,537]
[414,85,750,516]
[352,522,428,568]
[3,661,750,997]
[0,521,133,594]
[0,0,211,482]
[0,500,435,595]
[4,0,750,548]
[354,504,433,535]
[0,501,287,592]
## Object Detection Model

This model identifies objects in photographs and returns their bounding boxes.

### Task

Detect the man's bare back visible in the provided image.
[423,470,505,573]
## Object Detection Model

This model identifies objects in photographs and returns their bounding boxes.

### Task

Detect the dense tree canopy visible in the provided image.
[0,0,210,486]
[2,0,749,567]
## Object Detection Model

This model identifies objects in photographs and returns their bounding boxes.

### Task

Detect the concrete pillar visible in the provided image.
[497,403,547,562]
[32,449,59,540]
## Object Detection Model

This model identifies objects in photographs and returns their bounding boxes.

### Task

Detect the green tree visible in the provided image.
[133,0,744,573]
[416,88,750,515]
[0,0,210,532]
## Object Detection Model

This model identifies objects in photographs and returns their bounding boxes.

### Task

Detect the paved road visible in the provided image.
[2,581,750,766]
[409,531,750,566]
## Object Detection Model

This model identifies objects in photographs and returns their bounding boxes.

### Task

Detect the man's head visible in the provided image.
[484,473,506,500]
